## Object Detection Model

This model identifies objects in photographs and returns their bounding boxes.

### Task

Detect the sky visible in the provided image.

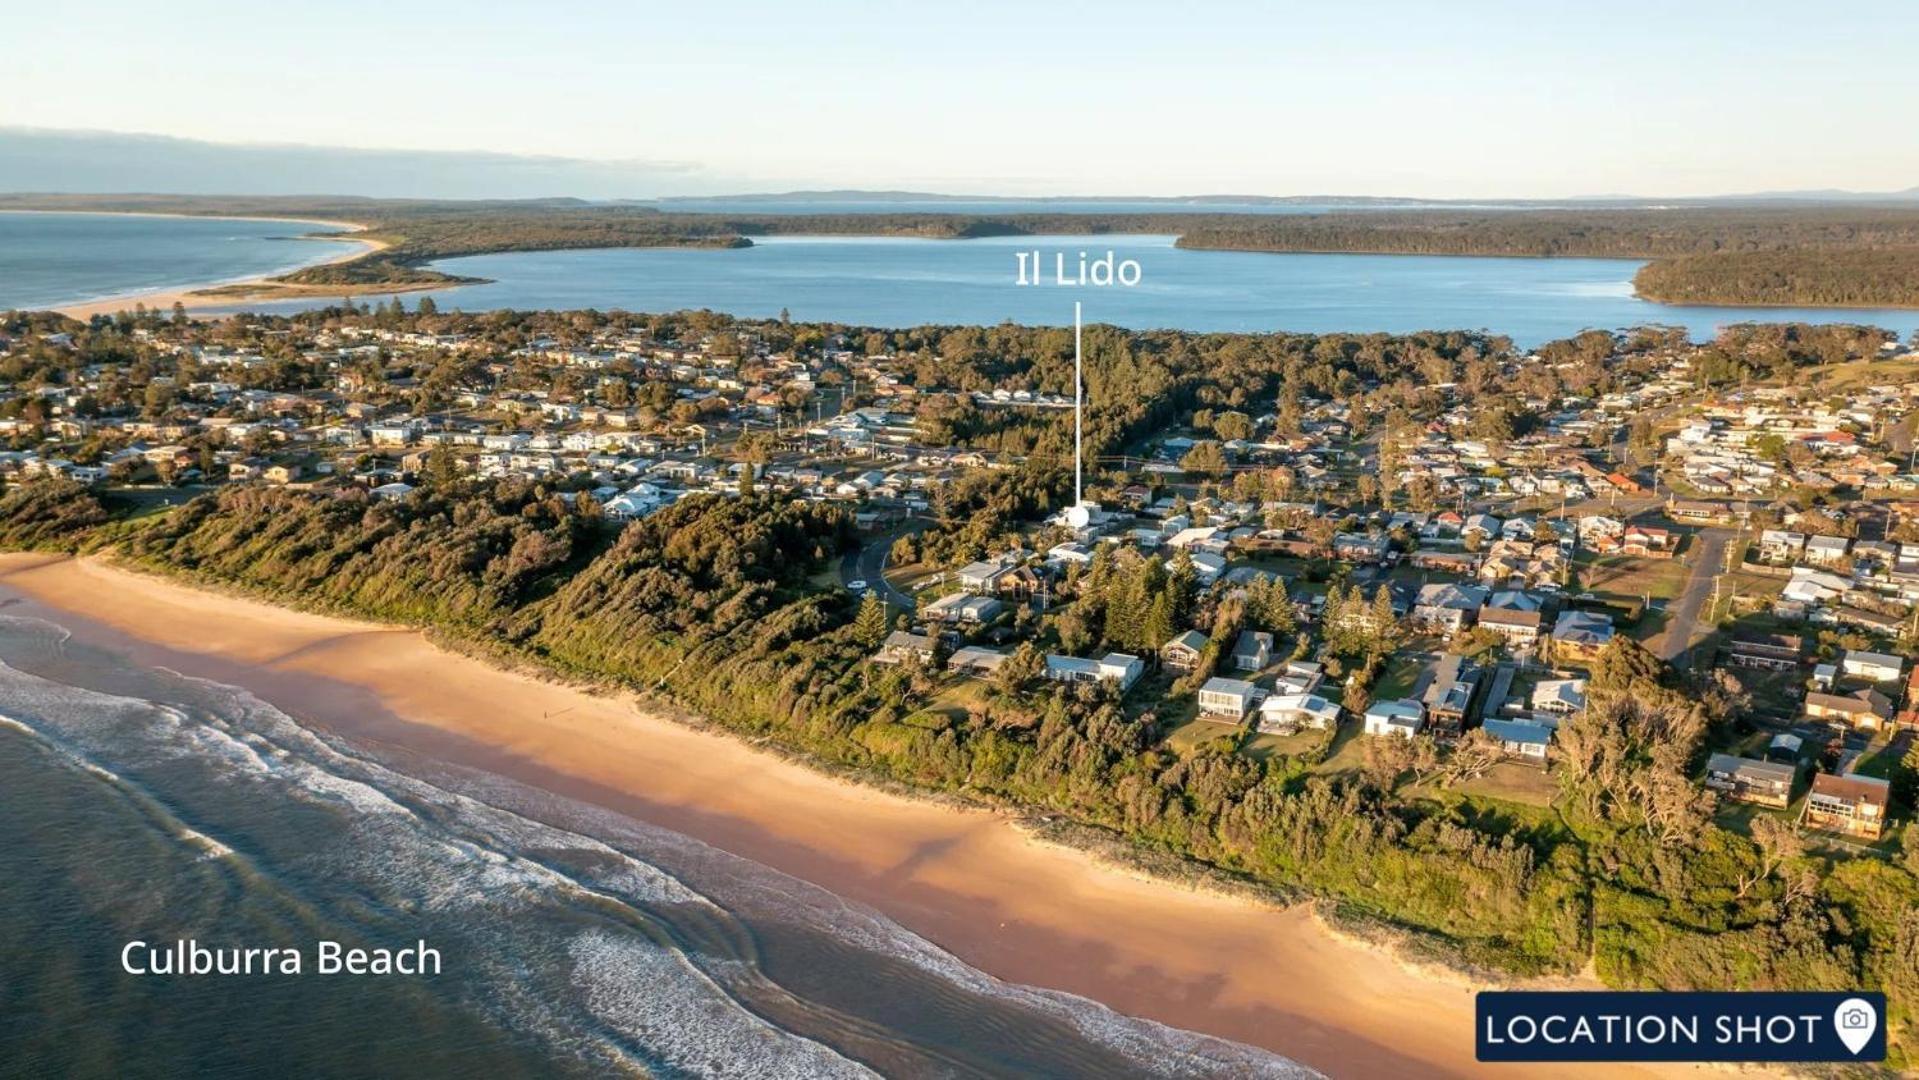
[5,0,1917,199]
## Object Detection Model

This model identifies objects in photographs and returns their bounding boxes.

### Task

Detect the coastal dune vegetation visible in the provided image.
[1,303,1916,1063]
[8,193,1919,309]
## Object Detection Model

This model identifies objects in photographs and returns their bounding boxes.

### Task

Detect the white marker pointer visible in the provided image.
[1834,997,1877,1056]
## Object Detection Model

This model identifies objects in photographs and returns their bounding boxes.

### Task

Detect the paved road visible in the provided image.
[839,522,925,611]
[1654,527,1733,663]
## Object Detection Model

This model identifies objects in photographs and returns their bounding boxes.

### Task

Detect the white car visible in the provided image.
[847,579,869,592]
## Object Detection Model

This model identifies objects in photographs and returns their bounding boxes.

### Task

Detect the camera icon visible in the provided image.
[1840,1007,1871,1030]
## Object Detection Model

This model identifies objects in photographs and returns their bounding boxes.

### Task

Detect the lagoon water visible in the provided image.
[5,213,1917,345]
[0,212,361,311]
[221,234,1919,347]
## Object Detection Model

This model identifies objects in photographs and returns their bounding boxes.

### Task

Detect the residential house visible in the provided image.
[1481,718,1551,763]
[1421,654,1483,739]
[874,631,936,665]
[1045,653,1144,691]
[1333,533,1391,564]
[1477,605,1545,649]
[1256,692,1341,734]
[947,646,1009,678]
[1841,650,1906,684]
[1188,551,1228,585]
[1273,660,1325,696]
[1704,753,1795,809]
[1721,633,1803,672]
[923,593,1004,625]
[1802,772,1891,840]
[958,560,1012,594]
[1231,630,1274,672]
[1411,582,1490,634]
[1757,530,1807,564]
[1621,525,1676,558]
[1530,678,1588,716]
[1551,610,1615,664]
[1196,677,1260,721]
[1806,689,1896,731]
[1804,535,1852,568]
[1362,699,1426,737]
[1159,630,1209,673]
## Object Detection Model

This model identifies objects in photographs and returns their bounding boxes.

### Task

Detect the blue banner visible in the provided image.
[1477,991,1887,1063]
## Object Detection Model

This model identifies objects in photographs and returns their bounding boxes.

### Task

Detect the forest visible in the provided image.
[7,193,1919,308]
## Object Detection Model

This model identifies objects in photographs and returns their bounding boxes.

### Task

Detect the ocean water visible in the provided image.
[0,611,1310,1079]
[207,234,1919,348]
[0,212,360,310]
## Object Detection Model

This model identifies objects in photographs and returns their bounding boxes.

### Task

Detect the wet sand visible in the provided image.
[45,214,397,319]
[0,554,1719,1079]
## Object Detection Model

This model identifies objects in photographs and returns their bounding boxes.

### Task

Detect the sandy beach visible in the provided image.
[0,553,1723,1079]
[41,213,423,320]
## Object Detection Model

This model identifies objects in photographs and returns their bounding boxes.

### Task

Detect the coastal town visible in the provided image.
[4,304,1918,860]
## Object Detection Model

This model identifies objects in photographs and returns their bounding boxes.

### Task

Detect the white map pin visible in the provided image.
[1834,997,1877,1056]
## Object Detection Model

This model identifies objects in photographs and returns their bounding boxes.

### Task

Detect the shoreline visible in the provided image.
[24,210,424,320]
[0,553,1719,1079]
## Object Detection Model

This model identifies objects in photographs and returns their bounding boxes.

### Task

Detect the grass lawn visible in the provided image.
[1808,355,1919,392]
[1371,653,1426,702]
[921,677,991,723]
[1850,731,1910,780]
[1713,799,1797,840]
[1406,761,1557,809]
[1311,720,1370,776]
[1162,710,1245,755]
[1243,727,1334,763]
[1577,553,1692,601]
[1457,762,1558,807]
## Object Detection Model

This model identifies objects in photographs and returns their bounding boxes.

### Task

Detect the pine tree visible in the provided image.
[852,590,889,647]
[1142,591,1175,651]
[1166,549,1196,625]
[425,444,463,489]
[1370,585,1399,654]
[1104,563,1146,650]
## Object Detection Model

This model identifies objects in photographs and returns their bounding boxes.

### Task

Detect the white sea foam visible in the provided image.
[569,930,877,1079]
[434,764,1318,1079]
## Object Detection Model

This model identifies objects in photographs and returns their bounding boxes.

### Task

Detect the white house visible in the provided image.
[1804,535,1851,567]
[1196,677,1259,720]
[1530,678,1588,716]
[1187,551,1228,584]
[1841,650,1906,684]
[1482,718,1552,763]
[1045,653,1143,691]
[1363,699,1426,737]
[1256,692,1340,734]
[1230,630,1274,672]
[924,593,1004,624]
